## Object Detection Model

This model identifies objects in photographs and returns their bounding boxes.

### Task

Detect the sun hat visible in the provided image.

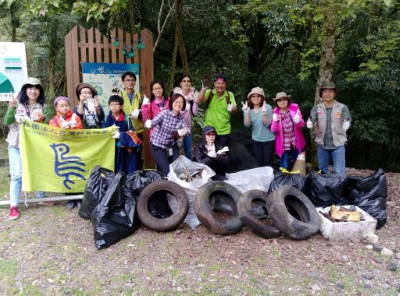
[23,77,42,86]
[75,83,98,100]
[273,92,291,102]
[319,81,337,97]
[54,96,70,106]
[247,87,265,99]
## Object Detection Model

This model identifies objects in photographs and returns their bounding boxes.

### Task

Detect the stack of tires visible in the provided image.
[194,182,320,240]
[117,178,319,240]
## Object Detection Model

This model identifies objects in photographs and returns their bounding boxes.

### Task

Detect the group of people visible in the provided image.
[4,72,351,220]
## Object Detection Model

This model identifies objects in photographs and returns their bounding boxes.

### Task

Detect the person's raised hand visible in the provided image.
[131,109,140,119]
[261,101,267,114]
[293,111,301,124]
[144,119,152,128]
[142,95,150,105]
[306,118,313,129]
[177,127,188,137]
[227,104,234,112]
[342,120,350,131]
[272,113,279,122]
[241,101,250,114]
[217,146,229,155]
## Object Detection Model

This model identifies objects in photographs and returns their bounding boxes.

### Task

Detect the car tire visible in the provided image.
[137,180,189,232]
[266,185,320,240]
[195,181,243,235]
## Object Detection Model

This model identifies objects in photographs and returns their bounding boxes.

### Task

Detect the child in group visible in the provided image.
[102,95,142,175]
[49,96,83,209]
[5,77,52,219]
[194,125,229,181]
[271,92,306,170]
[242,87,275,167]
[49,96,83,129]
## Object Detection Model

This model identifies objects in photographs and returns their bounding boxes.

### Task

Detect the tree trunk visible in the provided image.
[47,18,57,101]
[10,2,19,42]
[127,0,136,35]
[169,0,186,94]
[310,13,337,166]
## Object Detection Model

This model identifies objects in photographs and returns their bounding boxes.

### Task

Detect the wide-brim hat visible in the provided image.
[22,77,43,90]
[273,91,291,102]
[319,81,337,97]
[247,87,265,99]
[75,83,98,100]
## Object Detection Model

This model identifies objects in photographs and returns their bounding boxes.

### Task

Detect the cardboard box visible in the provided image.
[317,206,377,240]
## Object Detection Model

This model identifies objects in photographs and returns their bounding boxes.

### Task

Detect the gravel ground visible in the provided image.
[0,167,399,295]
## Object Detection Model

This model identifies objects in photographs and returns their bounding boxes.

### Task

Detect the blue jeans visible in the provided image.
[8,146,45,207]
[280,148,299,170]
[318,145,346,175]
[183,134,192,160]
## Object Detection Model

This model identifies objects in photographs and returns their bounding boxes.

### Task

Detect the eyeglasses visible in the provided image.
[182,80,191,83]
[276,98,288,103]
[124,79,136,82]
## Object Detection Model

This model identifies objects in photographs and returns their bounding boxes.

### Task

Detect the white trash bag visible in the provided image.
[168,155,215,229]
[225,166,274,193]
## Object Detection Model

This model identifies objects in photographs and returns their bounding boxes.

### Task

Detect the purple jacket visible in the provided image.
[270,103,306,157]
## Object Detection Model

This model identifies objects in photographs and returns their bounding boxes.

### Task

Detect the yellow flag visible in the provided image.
[20,122,116,193]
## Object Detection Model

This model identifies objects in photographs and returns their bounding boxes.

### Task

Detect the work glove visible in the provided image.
[177,127,188,137]
[227,104,234,112]
[293,112,301,124]
[111,126,120,139]
[185,101,191,111]
[241,101,250,114]
[261,101,267,114]
[306,118,313,129]
[131,109,140,119]
[217,146,229,155]
[15,114,32,123]
[60,118,71,129]
[272,113,279,122]
[142,95,150,105]
[144,119,152,128]
[342,120,350,131]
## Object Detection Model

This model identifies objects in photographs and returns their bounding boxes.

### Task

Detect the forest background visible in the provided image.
[0,0,399,171]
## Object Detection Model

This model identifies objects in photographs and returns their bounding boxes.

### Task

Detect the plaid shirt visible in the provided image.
[150,110,189,149]
[281,111,296,151]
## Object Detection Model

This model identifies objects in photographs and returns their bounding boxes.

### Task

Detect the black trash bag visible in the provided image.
[209,192,236,215]
[126,170,165,197]
[91,172,139,250]
[308,170,349,207]
[269,169,309,195]
[79,166,115,219]
[344,168,387,229]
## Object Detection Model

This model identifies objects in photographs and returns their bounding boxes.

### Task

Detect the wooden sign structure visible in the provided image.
[64,25,155,169]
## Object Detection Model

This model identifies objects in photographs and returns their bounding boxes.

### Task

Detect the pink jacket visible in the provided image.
[270,103,306,157]
[142,97,170,121]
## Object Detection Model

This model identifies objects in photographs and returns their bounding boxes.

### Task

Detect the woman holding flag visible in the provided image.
[4,77,51,220]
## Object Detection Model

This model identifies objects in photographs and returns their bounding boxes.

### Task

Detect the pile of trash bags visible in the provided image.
[79,166,164,250]
[79,158,388,249]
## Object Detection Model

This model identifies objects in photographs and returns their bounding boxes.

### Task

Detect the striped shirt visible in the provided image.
[281,111,296,151]
[150,110,189,149]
